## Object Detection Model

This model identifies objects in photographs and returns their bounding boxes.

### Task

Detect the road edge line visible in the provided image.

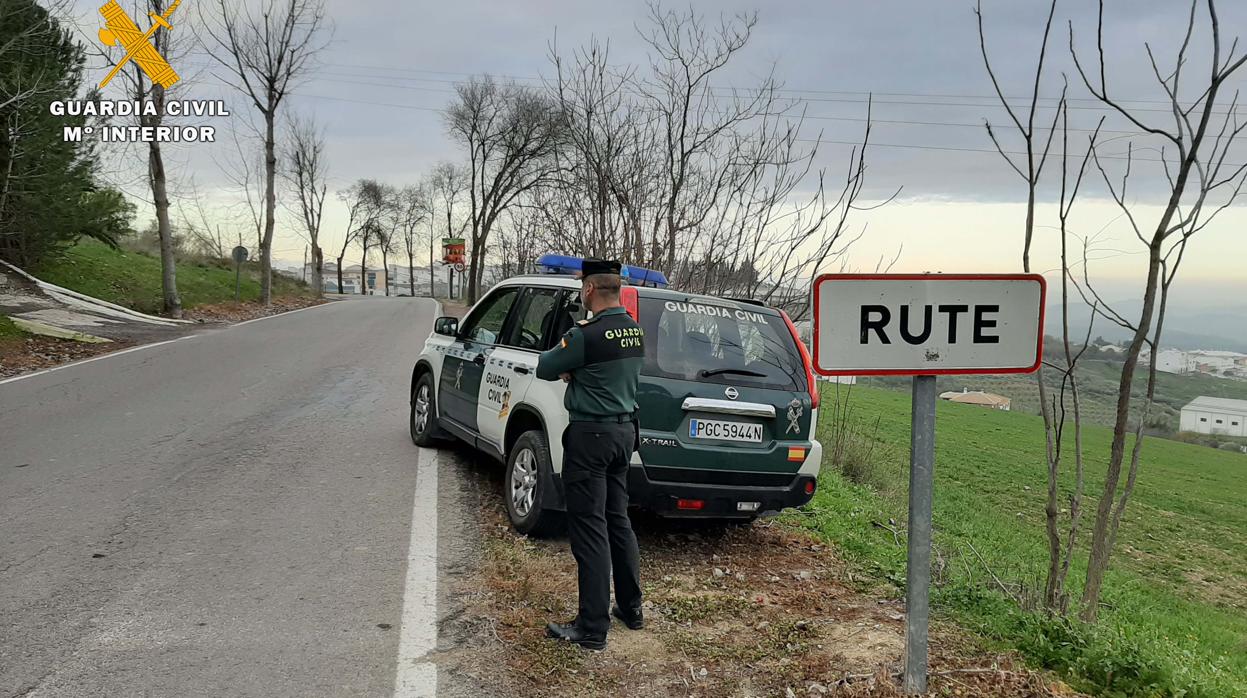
[0,336,193,386]
[394,446,440,698]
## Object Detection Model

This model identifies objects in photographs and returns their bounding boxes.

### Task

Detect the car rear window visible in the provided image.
[637,298,805,391]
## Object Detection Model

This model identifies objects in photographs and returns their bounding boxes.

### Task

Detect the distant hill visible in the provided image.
[861,359,1247,433]
[1045,299,1247,353]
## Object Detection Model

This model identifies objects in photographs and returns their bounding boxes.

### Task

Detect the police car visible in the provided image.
[409,255,822,534]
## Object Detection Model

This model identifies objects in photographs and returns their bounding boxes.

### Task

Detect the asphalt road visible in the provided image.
[0,296,466,697]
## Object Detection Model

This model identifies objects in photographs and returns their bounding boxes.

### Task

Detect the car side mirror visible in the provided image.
[434,316,459,337]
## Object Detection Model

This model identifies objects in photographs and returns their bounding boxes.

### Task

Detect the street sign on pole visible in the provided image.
[812,273,1045,694]
[231,246,249,301]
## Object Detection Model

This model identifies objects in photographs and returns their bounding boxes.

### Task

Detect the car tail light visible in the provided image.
[621,286,639,321]
[780,310,819,410]
[676,498,704,511]
[804,480,816,495]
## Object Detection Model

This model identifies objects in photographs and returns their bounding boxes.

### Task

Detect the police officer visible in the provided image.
[536,258,644,651]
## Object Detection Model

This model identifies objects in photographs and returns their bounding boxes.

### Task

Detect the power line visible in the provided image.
[303,59,1243,111]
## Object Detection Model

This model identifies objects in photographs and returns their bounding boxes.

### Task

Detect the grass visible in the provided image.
[0,315,27,339]
[794,383,1247,697]
[32,239,312,314]
[862,359,1247,433]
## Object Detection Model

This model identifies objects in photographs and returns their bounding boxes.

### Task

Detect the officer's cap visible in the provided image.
[581,258,622,277]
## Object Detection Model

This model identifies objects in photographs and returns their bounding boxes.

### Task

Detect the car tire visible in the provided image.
[505,430,561,537]
[410,372,449,446]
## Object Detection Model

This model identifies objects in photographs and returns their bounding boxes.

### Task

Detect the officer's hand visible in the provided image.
[560,372,572,383]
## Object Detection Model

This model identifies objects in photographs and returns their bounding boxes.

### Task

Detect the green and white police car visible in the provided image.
[409,255,822,534]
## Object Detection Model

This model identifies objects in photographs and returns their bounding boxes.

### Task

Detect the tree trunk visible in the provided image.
[147,84,181,318]
[408,250,415,299]
[1080,244,1163,621]
[311,245,323,297]
[260,103,278,306]
[381,249,390,296]
[336,254,345,295]
[361,248,369,295]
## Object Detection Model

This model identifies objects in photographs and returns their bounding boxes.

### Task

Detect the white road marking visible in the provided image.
[0,336,193,386]
[229,300,337,327]
[394,447,440,698]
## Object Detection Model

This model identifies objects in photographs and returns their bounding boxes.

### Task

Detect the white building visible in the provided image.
[1180,396,1247,437]
[314,263,389,296]
[388,264,451,297]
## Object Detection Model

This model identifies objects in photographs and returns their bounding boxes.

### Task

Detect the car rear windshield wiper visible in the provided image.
[699,368,767,378]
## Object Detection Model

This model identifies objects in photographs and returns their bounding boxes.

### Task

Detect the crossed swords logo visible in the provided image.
[786,398,803,434]
[97,0,182,89]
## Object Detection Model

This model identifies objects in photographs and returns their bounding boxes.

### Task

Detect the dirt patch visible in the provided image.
[182,295,327,323]
[0,336,133,379]
[442,483,1082,698]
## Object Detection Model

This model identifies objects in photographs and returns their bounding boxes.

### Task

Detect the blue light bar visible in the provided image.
[535,254,670,288]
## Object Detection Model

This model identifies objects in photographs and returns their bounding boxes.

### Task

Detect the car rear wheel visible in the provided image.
[505,430,560,536]
[410,372,448,446]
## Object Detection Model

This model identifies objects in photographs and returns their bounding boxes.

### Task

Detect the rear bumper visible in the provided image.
[626,465,815,518]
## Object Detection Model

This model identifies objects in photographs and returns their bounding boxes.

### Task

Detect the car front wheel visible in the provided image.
[410,372,444,447]
[505,430,560,536]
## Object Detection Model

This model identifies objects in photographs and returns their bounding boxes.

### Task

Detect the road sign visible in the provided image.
[812,273,1045,376]
[810,273,1045,694]
[231,246,249,301]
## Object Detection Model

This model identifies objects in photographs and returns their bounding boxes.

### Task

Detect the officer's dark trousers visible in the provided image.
[562,421,642,635]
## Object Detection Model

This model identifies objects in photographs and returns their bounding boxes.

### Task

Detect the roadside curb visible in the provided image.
[0,259,192,326]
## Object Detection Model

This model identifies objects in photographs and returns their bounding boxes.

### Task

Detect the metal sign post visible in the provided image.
[904,374,936,693]
[811,273,1046,695]
[231,245,249,301]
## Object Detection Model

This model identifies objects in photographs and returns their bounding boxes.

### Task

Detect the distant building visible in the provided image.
[940,389,1012,411]
[314,263,389,296]
[1180,396,1247,437]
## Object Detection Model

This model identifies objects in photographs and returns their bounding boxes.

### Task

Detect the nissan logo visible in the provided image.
[724,386,739,400]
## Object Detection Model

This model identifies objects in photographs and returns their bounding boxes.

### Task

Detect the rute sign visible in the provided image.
[812,273,1046,376]
[810,272,1045,695]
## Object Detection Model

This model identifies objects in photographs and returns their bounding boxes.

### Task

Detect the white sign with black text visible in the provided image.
[812,274,1046,376]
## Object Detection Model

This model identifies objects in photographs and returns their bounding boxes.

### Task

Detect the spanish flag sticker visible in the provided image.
[787,447,806,462]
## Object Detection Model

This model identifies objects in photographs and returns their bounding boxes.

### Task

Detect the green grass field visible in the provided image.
[796,384,1247,697]
[32,239,311,314]
[863,361,1247,433]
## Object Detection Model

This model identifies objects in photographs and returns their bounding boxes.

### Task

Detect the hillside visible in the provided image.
[862,360,1247,433]
[800,384,1247,696]
[31,239,313,315]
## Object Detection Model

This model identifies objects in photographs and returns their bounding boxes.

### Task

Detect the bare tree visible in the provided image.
[285,114,327,296]
[395,184,432,297]
[178,178,228,259]
[205,0,327,306]
[445,77,565,302]
[334,179,382,295]
[1068,0,1247,621]
[94,0,190,316]
[426,162,469,298]
[977,0,1072,611]
[536,5,889,317]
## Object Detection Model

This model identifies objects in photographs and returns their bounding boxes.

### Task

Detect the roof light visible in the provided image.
[535,253,670,289]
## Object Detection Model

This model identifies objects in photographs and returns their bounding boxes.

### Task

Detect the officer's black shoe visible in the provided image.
[611,605,644,630]
[545,621,607,651]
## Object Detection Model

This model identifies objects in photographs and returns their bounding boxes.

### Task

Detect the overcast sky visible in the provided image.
[65,0,1247,306]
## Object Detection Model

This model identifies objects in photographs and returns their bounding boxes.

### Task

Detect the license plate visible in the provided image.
[688,418,763,443]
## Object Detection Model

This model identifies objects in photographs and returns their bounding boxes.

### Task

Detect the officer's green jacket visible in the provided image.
[536,306,645,421]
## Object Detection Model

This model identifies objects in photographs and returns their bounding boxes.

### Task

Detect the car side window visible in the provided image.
[504,287,562,351]
[459,287,520,345]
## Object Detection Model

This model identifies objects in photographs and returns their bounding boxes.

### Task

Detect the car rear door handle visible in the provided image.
[513,366,530,375]
[473,354,486,366]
